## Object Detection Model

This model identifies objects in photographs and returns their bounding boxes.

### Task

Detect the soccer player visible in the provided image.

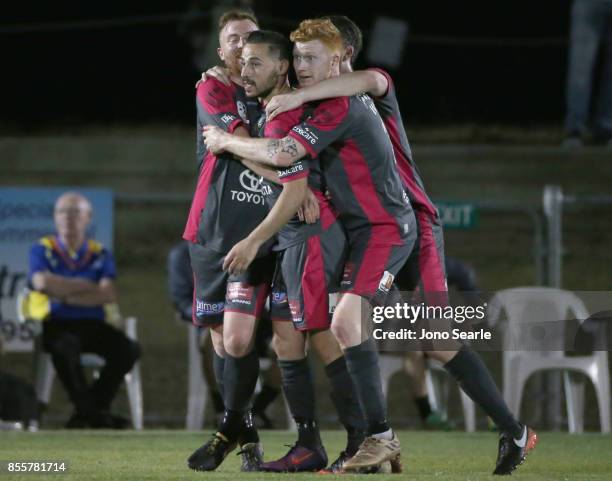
[264,15,538,475]
[203,18,416,473]
[219,30,371,473]
[183,9,296,472]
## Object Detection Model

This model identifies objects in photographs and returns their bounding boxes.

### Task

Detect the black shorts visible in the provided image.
[275,221,347,331]
[189,242,290,327]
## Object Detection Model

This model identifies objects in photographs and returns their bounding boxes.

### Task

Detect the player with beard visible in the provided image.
[203,18,416,473]
[264,15,538,476]
[184,9,302,473]
[229,30,371,473]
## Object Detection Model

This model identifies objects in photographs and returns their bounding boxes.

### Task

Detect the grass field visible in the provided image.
[0,429,611,480]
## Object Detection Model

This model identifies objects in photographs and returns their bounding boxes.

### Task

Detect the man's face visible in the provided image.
[218,20,258,76]
[54,194,91,240]
[293,40,339,87]
[241,43,285,99]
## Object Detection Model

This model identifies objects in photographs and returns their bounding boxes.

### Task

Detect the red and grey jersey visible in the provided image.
[368,68,438,218]
[183,77,272,255]
[253,106,338,251]
[288,94,414,245]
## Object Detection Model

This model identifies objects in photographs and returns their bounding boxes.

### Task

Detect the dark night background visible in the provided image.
[1,1,573,129]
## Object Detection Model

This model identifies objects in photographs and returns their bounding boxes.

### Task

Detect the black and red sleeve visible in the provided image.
[287,97,350,158]
[196,78,244,134]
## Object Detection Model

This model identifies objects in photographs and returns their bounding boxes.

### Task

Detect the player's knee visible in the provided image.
[224,331,252,357]
[272,331,304,359]
[330,317,352,349]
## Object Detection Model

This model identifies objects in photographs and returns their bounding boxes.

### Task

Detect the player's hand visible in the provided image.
[298,188,320,224]
[195,66,232,88]
[203,125,227,154]
[223,237,261,275]
[266,92,304,120]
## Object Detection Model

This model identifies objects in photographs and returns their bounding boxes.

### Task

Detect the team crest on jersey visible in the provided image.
[236,101,248,122]
[257,113,266,130]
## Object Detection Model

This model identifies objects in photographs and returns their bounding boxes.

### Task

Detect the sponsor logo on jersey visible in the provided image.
[271,291,288,305]
[278,163,305,179]
[291,125,318,145]
[288,299,303,325]
[341,263,355,287]
[230,169,266,205]
[220,114,237,125]
[260,183,273,196]
[227,282,254,305]
[378,270,395,293]
[196,300,225,316]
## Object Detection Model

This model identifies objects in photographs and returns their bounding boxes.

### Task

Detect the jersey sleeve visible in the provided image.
[265,110,309,184]
[99,249,117,280]
[287,97,350,158]
[367,68,396,117]
[28,243,49,285]
[196,77,244,134]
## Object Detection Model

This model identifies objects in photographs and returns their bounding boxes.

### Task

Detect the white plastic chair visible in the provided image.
[16,292,143,430]
[379,354,476,431]
[488,287,610,433]
[33,317,143,430]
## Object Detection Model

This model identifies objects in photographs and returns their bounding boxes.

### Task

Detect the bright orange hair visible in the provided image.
[290,19,343,54]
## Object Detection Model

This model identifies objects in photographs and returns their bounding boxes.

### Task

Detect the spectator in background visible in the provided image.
[167,241,281,428]
[563,0,612,148]
[28,192,140,429]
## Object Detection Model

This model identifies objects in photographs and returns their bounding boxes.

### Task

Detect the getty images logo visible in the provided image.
[231,169,265,205]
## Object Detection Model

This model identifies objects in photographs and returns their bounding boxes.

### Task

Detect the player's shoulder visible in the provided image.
[196,77,238,110]
[275,105,306,125]
[309,97,350,122]
[197,76,236,94]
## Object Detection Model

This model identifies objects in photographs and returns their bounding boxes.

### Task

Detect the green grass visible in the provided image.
[0,430,610,481]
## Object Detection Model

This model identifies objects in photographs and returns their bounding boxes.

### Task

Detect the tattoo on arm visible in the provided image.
[280,138,298,158]
[267,140,281,160]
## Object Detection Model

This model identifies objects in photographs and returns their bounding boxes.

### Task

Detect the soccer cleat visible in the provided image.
[260,444,328,472]
[237,442,264,472]
[493,425,538,475]
[187,432,236,471]
[342,434,402,473]
[319,450,350,474]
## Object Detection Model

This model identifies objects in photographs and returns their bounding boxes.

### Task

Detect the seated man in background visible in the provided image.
[28,192,140,429]
[167,240,281,428]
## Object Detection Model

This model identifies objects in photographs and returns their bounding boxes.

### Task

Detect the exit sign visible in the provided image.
[436,202,478,229]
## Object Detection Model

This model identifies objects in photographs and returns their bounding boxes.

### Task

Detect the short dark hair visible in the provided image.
[218,9,258,32]
[246,30,292,62]
[325,15,363,65]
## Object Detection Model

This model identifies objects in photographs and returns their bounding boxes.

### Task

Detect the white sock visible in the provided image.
[372,428,393,440]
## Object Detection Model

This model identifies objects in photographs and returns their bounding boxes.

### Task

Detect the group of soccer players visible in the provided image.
[182,9,537,475]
